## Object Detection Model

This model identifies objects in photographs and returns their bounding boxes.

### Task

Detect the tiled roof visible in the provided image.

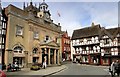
[106,27,120,38]
[72,24,120,40]
[71,25,101,40]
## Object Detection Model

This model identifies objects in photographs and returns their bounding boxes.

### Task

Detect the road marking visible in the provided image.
[103,69,108,71]
[52,66,68,75]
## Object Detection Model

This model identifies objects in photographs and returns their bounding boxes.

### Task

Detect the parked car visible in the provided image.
[0,70,6,77]
[30,63,42,70]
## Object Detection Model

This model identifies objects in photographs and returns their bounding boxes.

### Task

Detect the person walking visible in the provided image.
[43,57,47,69]
[114,60,120,76]
[110,60,116,77]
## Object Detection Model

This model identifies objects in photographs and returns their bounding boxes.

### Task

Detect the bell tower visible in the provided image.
[40,0,48,12]
[37,0,51,20]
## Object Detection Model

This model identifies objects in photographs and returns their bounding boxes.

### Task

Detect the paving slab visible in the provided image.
[5,65,66,76]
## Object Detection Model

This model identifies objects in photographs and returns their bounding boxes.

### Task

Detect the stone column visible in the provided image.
[44,48,47,62]
[38,48,42,63]
[54,49,56,64]
[57,50,60,65]
[48,48,51,65]
[24,51,28,68]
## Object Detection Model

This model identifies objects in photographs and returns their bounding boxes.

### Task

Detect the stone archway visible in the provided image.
[32,44,42,64]
[13,46,25,67]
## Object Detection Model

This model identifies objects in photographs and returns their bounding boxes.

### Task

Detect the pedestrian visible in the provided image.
[114,60,120,76]
[110,60,116,77]
[43,57,47,69]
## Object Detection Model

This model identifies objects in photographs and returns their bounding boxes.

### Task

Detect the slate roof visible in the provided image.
[72,24,120,40]
[71,25,101,40]
[106,27,120,38]
[99,27,114,40]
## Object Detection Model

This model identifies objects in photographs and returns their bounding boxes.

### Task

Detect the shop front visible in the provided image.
[89,53,101,65]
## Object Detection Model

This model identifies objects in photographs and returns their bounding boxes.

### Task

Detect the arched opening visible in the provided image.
[32,48,39,63]
[13,46,25,67]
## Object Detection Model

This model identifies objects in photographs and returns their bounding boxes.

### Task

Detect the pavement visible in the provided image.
[4,65,67,76]
[4,61,110,76]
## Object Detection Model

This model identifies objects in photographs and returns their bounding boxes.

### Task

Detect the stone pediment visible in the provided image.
[40,41,59,47]
[47,41,59,47]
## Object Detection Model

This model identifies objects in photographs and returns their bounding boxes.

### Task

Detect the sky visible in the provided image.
[1,0,120,36]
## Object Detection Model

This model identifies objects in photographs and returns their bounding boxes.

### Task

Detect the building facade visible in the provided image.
[61,31,71,61]
[71,23,120,65]
[100,27,120,65]
[4,1,62,67]
[0,1,7,69]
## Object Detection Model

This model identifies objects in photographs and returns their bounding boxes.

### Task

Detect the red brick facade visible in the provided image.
[61,31,71,61]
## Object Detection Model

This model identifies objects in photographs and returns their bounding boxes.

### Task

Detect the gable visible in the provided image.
[47,41,59,47]
[40,41,59,47]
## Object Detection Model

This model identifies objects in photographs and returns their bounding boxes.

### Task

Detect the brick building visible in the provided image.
[61,31,71,61]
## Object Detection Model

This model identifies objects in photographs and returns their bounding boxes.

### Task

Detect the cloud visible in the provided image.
[2,2,118,37]
[49,2,118,36]
[88,2,118,27]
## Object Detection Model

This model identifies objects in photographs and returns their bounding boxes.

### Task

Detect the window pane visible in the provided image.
[33,48,38,54]
[46,36,49,41]
[14,46,23,53]
[16,26,23,35]
[34,32,39,39]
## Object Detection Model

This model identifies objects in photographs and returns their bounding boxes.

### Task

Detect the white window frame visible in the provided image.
[14,46,23,54]
[16,25,23,36]
[33,32,39,39]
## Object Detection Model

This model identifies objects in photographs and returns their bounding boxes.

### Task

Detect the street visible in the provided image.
[50,62,110,77]
[6,62,111,77]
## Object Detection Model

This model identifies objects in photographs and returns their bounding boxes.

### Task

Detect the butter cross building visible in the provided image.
[4,1,62,67]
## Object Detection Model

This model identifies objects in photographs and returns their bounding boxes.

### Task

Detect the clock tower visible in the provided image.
[37,0,51,20]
